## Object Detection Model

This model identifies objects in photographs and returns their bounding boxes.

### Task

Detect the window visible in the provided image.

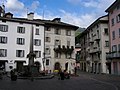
[45,48,50,55]
[0,49,7,57]
[46,59,49,66]
[104,28,108,35]
[55,28,61,35]
[45,27,50,31]
[66,30,71,36]
[116,14,120,23]
[111,18,114,26]
[96,24,99,28]
[0,25,8,32]
[55,52,61,58]
[0,36,7,44]
[35,28,39,35]
[34,39,41,46]
[34,51,41,58]
[117,5,120,10]
[55,40,61,46]
[118,44,120,51]
[119,28,120,38]
[67,40,70,46]
[17,38,25,45]
[112,45,117,52]
[112,31,115,40]
[45,37,50,42]
[17,27,25,33]
[105,41,109,47]
[16,50,24,57]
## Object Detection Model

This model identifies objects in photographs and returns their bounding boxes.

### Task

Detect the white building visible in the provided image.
[80,15,109,74]
[0,12,45,72]
[0,6,79,73]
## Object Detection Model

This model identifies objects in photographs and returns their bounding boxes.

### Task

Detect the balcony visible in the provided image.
[89,47,101,54]
[54,45,74,54]
[94,36,100,41]
[89,39,94,43]
[94,47,101,53]
[54,45,62,53]
[106,52,120,60]
[86,57,90,61]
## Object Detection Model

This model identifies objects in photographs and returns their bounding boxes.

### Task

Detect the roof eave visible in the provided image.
[105,0,119,12]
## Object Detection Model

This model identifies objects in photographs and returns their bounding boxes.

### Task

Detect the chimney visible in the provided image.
[27,12,34,20]
[52,18,61,22]
[5,12,13,18]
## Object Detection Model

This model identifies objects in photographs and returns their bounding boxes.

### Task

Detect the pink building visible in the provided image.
[106,0,120,75]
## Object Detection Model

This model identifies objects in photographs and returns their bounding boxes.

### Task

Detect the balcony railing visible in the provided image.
[54,45,74,54]
[94,36,100,41]
[89,47,101,54]
[106,51,120,60]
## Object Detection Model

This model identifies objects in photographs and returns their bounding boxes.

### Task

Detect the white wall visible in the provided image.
[0,20,44,72]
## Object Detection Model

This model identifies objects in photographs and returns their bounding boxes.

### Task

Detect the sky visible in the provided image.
[0,0,116,28]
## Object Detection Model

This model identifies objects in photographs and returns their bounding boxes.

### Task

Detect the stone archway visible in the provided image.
[54,62,60,70]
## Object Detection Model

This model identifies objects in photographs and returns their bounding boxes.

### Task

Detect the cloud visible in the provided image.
[5,0,24,12]
[83,0,115,9]
[30,1,40,12]
[59,10,96,27]
[3,0,116,28]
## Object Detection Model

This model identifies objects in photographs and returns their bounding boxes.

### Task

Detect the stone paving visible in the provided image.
[0,71,119,90]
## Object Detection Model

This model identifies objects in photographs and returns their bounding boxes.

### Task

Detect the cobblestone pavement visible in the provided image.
[0,71,120,90]
[77,70,120,90]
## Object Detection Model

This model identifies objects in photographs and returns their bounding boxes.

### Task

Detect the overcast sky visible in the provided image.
[0,0,116,28]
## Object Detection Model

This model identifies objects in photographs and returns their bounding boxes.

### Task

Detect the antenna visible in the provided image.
[42,9,44,20]
[26,7,29,14]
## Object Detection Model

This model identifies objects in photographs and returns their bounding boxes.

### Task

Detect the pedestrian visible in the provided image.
[60,70,64,80]
[74,67,77,75]
[10,69,17,81]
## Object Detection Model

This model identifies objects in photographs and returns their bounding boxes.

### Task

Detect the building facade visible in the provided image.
[106,0,120,75]
[0,6,79,73]
[41,18,79,73]
[79,15,109,74]
[0,11,45,72]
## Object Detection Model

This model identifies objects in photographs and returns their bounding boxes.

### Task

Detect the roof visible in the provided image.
[0,17,44,25]
[105,0,120,12]
[35,19,79,30]
[78,15,108,38]
[0,17,79,30]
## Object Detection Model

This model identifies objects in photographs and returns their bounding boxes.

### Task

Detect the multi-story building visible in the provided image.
[40,18,79,73]
[0,6,79,73]
[0,8,45,72]
[79,15,109,74]
[106,0,120,75]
